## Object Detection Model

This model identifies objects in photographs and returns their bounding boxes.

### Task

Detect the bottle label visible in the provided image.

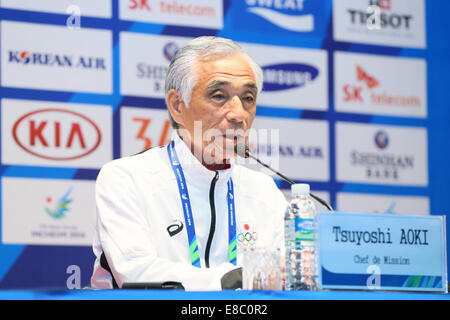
[295,218,315,242]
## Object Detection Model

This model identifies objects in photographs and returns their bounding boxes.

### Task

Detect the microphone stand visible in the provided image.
[246,152,334,212]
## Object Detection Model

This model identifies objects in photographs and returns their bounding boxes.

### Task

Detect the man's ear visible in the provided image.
[166,89,186,128]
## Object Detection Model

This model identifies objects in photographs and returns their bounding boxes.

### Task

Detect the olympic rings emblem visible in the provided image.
[237,231,258,246]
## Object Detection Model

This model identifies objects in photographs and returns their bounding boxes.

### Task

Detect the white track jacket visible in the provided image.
[91,133,287,291]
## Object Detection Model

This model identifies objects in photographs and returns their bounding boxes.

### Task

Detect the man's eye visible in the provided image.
[242,96,255,103]
[212,94,226,101]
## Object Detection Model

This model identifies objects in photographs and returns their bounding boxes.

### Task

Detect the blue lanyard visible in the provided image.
[167,141,237,267]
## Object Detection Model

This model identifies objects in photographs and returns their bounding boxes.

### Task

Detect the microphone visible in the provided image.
[235,143,334,211]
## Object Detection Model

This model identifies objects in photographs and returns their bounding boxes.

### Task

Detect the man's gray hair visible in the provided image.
[165,36,263,129]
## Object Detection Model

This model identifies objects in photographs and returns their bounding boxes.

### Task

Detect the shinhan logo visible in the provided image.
[245,0,314,32]
[262,63,319,91]
[8,50,106,69]
[163,42,179,62]
[374,131,389,150]
[45,187,73,219]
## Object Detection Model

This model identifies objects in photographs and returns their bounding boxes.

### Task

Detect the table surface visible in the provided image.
[0,288,448,300]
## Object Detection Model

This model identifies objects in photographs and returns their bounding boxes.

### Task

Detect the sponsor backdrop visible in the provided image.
[0,0,448,289]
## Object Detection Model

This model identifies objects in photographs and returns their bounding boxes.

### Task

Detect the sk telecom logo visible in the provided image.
[128,0,152,11]
[343,65,421,108]
[245,0,313,32]
[343,65,379,103]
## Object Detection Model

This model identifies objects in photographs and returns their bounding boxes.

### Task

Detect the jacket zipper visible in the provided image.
[205,171,219,268]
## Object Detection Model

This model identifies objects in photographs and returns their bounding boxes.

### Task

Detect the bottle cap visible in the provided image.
[291,183,310,197]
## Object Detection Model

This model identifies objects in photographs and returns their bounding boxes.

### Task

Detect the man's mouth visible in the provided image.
[223,134,243,144]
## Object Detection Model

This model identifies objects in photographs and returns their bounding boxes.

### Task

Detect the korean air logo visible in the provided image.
[374,131,389,150]
[13,51,32,64]
[8,50,106,70]
[262,63,319,92]
[163,42,179,62]
[256,144,323,158]
[245,0,313,32]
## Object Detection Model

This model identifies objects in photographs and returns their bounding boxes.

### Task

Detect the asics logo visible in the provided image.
[167,220,184,237]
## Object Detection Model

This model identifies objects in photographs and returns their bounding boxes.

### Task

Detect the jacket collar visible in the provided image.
[171,131,235,188]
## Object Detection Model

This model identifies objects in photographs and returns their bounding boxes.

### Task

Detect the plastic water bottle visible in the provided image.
[285,183,319,290]
[284,192,296,291]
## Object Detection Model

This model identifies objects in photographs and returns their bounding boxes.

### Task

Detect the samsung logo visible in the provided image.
[262,63,319,91]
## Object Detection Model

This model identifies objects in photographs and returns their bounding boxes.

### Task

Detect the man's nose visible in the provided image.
[226,95,247,124]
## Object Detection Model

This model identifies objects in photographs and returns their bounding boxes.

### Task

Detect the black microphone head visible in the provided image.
[235,143,250,158]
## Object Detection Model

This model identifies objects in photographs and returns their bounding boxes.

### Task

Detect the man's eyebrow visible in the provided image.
[207,80,230,90]
[207,80,258,92]
[244,82,258,92]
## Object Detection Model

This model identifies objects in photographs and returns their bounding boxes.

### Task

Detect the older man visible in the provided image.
[91,36,287,290]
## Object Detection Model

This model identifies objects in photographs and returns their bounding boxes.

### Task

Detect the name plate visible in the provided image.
[317,211,448,292]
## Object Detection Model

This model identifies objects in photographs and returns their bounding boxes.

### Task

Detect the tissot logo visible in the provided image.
[12,109,102,161]
[371,0,392,10]
[348,0,413,30]
[167,220,184,237]
[8,50,107,70]
[333,0,426,48]
[245,0,313,32]
[262,63,319,92]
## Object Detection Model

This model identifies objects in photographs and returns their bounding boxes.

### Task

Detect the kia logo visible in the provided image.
[12,108,102,161]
